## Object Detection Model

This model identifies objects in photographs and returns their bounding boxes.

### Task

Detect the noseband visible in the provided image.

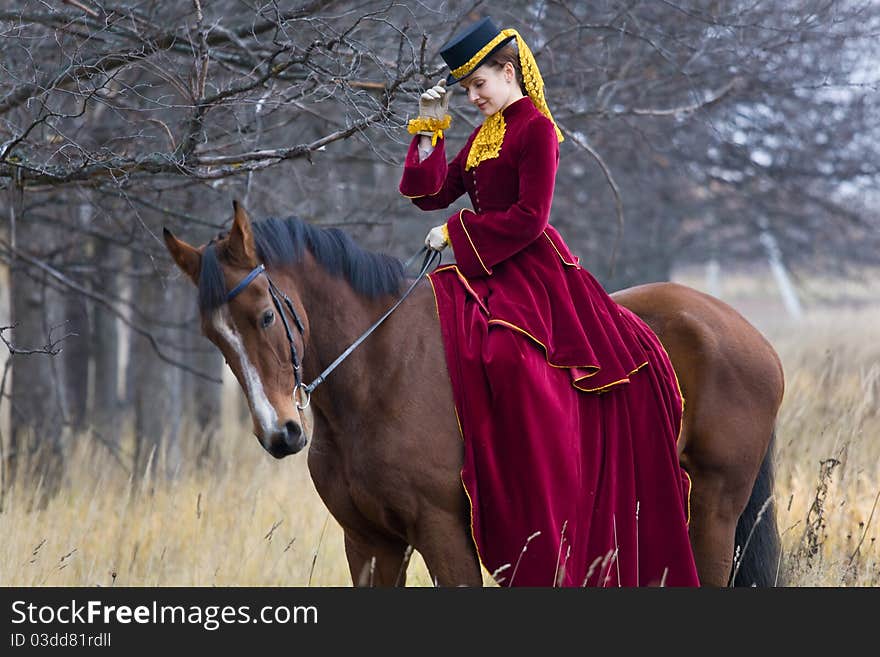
[225,247,440,411]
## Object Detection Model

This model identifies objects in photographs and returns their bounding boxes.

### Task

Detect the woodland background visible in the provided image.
[1,0,878,585]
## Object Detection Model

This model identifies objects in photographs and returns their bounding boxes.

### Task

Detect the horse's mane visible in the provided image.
[198,216,405,312]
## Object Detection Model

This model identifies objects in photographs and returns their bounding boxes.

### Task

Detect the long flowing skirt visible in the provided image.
[428,266,700,587]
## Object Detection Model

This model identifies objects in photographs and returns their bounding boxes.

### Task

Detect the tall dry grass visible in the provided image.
[0,362,432,585]
[0,270,877,586]
[764,305,880,586]
[682,265,880,586]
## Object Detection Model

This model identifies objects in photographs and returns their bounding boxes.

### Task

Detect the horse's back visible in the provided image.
[611,281,784,423]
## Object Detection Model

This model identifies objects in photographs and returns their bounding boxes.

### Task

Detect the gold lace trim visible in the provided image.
[505,29,564,143]
[407,114,452,146]
[465,111,505,171]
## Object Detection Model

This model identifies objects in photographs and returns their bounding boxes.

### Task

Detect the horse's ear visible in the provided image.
[163,227,201,285]
[228,200,257,266]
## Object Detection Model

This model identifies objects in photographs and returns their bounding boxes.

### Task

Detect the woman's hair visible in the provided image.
[486,42,526,95]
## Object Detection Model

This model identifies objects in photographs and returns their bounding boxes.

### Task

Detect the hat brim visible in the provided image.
[445,35,516,85]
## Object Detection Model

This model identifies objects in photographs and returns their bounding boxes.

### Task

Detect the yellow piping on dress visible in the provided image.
[683,470,693,526]
[574,360,649,393]
[543,231,580,267]
[427,271,492,577]
[457,210,492,276]
[486,317,645,394]
[432,264,489,315]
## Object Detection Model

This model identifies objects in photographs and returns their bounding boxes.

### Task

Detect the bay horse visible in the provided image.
[163,202,785,587]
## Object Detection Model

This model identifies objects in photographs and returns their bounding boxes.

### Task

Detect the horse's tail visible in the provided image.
[731,429,782,587]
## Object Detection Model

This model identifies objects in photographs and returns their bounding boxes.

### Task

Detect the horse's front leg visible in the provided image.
[414,509,484,587]
[343,531,411,587]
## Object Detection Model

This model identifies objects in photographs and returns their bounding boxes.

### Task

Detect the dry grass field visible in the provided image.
[680,266,880,586]
[1,267,877,587]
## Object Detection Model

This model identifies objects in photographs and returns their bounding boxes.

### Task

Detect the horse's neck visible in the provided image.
[288,258,393,431]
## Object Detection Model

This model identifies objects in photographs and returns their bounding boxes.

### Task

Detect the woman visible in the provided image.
[400,17,699,586]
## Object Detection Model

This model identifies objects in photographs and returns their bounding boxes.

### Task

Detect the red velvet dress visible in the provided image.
[400,96,699,586]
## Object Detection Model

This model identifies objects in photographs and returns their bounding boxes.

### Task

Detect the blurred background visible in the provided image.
[1,0,877,586]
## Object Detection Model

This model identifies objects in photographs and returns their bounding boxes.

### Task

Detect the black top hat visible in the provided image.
[439,17,516,85]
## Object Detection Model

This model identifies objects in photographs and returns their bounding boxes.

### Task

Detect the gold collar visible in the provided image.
[465,111,506,171]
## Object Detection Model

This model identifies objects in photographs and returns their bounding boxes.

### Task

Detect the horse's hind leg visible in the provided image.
[343,531,411,587]
[686,469,750,587]
[683,419,773,587]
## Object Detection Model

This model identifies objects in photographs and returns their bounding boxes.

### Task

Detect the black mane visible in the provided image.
[198,216,405,312]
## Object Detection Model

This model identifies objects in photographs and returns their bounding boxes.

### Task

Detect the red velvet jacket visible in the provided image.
[400,96,648,392]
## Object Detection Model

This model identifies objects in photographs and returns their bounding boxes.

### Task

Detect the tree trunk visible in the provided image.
[187,330,223,468]
[8,203,66,501]
[61,204,93,435]
[62,297,90,433]
[91,235,121,445]
[129,260,183,484]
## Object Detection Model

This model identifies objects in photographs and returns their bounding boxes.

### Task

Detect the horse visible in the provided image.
[163,201,785,587]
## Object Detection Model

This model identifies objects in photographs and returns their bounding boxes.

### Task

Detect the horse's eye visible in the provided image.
[261,310,275,329]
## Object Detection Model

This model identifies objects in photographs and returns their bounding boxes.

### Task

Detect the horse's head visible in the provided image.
[163,201,308,458]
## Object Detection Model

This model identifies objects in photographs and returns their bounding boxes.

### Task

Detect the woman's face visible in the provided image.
[460,62,521,116]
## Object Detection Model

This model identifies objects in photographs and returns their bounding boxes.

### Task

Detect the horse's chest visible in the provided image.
[308,442,415,539]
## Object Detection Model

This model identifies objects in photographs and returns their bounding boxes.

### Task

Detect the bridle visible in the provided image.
[225,246,441,411]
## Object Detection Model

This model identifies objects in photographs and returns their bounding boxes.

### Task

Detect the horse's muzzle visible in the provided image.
[261,420,308,458]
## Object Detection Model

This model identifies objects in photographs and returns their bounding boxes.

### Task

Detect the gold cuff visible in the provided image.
[407,115,452,147]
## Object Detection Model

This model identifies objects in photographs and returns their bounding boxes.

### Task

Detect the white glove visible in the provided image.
[425,224,449,251]
[408,79,452,146]
[418,79,450,122]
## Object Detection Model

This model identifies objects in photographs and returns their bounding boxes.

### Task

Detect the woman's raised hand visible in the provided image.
[411,78,451,150]
[418,79,450,121]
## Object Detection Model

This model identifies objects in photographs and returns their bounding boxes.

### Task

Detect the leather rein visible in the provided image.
[224,246,441,411]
